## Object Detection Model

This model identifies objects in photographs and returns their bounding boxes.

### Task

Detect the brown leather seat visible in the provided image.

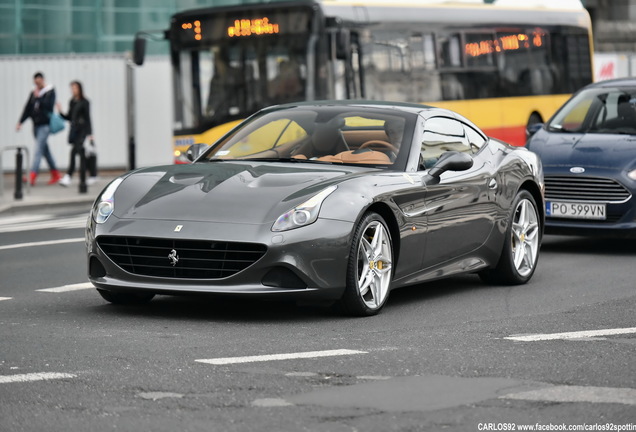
[292,117,349,159]
[317,150,391,165]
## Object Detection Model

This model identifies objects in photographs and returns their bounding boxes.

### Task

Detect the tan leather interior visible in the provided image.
[316,150,391,165]
[342,130,390,149]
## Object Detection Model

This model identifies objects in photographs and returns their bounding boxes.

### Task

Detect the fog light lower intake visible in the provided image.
[89,257,107,278]
[262,267,307,289]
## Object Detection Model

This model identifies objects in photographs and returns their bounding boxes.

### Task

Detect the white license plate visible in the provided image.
[546,201,606,220]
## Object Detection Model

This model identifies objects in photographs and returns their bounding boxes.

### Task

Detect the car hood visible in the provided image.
[112,161,368,224]
[529,129,636,170]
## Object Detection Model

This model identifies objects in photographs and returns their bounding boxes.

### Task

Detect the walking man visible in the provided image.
[16,72,62,185]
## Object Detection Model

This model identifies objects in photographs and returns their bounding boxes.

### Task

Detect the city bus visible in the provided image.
[134,0,594,163]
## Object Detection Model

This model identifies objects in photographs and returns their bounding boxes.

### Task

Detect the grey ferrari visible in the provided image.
[87,101,544,316]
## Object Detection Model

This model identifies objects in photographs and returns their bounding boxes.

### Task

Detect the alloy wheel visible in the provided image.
[356,220,393,310]
[511,198,540,277]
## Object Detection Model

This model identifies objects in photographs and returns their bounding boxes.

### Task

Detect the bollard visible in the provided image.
[79,147,87,194]
[14,148,23,200]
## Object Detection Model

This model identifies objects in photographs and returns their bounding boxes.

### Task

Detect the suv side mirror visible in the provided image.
[133,34,146,66]
[186,143,209,162]
[526,122,543,138]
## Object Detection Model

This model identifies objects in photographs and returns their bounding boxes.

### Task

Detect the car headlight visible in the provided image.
[92,178,123,224]
[272,185,337,232]
[628,169,636,181]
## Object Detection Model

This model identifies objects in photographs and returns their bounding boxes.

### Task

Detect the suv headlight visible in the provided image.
[628,169,636,181]
[92,178,123,223]
[272,185,337,232]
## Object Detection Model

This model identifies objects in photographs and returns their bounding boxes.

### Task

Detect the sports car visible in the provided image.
[526,78,636,237]
[87,101,544,316]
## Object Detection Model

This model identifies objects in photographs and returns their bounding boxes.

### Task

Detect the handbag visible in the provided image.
[49,112,65,134]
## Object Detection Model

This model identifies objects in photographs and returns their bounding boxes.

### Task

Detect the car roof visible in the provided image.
[268,99,433,113]
[257,100,486,137]
[585,78,636,88]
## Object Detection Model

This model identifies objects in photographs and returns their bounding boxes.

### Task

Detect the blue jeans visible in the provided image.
[31,124,57,174]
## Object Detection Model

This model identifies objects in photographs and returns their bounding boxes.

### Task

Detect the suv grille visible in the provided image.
[97,236,267,279]
[544,176,631,203]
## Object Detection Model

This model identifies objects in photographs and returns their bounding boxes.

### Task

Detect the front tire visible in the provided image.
[97,289,155,305]
[339,212,393,316]
[480,190,541,285]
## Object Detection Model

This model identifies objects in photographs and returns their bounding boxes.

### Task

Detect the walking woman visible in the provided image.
[56,80,92,187]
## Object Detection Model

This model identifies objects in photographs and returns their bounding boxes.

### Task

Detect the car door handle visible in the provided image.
[488,178,498,190]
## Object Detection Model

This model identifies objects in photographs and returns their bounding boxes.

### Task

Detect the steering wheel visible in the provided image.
[359,140,399,154]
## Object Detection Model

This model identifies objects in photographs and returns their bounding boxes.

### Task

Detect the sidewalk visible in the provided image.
[0,170,126,215]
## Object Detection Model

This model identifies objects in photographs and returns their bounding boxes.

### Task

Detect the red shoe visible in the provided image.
[48,169,62,185]
[29,172,37,186]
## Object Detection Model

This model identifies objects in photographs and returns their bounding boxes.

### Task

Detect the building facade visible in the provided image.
[1,0,635,56]
[0,0,277,56]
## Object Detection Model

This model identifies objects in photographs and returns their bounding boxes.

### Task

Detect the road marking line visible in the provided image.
[0,297,12,301]
[196,349,367,365]
[0,238,84,251]
[37,282,94,293]
[503,385,636,406]
[505,327,636,342]
[252,398,294,407]
[0,218,88,234]
[0,372,76,384]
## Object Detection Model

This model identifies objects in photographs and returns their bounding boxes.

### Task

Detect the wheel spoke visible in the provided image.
[513,243,525,269]
[525,243,535,270]
[359,270,374,296]
[358,265,371,287]
[361,237,373,257]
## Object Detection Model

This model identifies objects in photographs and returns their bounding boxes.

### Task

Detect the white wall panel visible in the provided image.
[134,56,173,168]
[0,54,128,172]
[0,53,173,173]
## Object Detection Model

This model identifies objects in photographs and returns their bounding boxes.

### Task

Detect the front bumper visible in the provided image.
[86,215,354,300]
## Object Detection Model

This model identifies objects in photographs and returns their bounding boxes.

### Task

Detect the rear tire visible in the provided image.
[339,212,393,316]
[97,289,155,305]
[479,190,541,285]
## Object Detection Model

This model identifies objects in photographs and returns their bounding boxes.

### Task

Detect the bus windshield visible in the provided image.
[172,6,313,132]
[176,39,307,130]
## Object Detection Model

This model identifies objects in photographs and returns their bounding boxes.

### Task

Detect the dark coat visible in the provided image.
[19,87,56,127]
[61,98,92,144]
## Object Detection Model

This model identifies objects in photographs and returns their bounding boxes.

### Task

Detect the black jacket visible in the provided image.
[61,98,92,140]
[19,87,56,127]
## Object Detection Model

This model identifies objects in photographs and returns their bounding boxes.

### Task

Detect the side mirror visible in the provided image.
[186,143,209,162]
[428,151,473,178]
[133,34,146,66]
[526,122,543,138]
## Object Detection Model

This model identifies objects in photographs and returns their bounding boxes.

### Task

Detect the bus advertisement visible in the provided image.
[133,0,593,163]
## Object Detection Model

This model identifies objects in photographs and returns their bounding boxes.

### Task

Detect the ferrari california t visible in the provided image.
[526,78,636,237]
[87,101,544,316]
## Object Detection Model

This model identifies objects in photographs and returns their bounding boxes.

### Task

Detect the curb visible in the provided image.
[0,195,97,215]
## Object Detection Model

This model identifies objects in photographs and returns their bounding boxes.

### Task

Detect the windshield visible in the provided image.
[174,37,309,131]
[201,106,416,170]
[548,86,636,134]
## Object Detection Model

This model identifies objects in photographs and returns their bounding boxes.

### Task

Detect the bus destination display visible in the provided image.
[175,9,310,45]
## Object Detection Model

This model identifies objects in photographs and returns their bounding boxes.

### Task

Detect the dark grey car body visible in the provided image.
[87,102,544,304]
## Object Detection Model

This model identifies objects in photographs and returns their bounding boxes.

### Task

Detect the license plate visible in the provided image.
[546,201,606,220]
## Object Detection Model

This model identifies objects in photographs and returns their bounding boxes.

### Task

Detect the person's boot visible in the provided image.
[48,169,62,185]
[29,172,37,186]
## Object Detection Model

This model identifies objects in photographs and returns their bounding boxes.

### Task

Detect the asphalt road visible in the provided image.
[1,205,635,432]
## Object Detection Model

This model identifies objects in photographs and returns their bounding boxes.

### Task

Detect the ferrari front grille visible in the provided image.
[544,176,631,203]
[97,236,267,279]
